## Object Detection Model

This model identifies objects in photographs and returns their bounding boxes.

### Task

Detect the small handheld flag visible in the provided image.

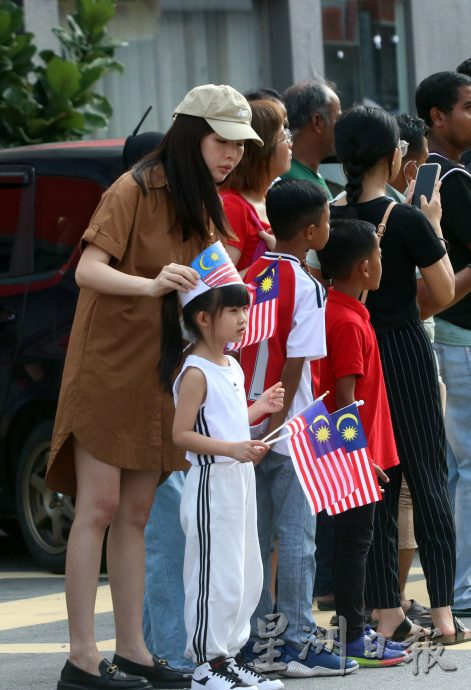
[227,260,280,351]
[287,400,357,515]
[326,402,382,515]
[179,241,243,307]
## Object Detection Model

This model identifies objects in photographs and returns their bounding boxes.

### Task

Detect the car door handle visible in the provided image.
[0,305,16,324]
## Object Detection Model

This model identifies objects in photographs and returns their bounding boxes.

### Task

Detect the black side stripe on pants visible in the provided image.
[195,408,215,465]
[192,464,211,664]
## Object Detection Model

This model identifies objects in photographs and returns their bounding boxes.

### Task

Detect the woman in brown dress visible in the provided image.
[46,84,263,690]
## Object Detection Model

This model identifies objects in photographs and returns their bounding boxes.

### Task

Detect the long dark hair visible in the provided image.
[334,106,399,206]
[160,284,250,392]
[133,114,231,241]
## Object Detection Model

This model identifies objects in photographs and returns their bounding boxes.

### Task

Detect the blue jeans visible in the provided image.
[250,450,317,647]
[434,341,471,610]
[143,471,193,672]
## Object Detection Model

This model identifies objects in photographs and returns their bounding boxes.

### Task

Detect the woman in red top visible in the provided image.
[221,99,292,273]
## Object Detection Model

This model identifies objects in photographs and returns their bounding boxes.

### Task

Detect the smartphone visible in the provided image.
[412,162,441,207]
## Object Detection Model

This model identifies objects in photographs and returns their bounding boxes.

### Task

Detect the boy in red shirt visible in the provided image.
[317,219,406,667]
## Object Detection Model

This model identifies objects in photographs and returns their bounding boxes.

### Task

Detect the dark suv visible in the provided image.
[0,139,127,572]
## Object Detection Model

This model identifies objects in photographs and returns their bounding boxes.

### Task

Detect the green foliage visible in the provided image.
[0,0,126,147]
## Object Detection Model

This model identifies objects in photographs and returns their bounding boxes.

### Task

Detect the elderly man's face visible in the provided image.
[322,89,342,157]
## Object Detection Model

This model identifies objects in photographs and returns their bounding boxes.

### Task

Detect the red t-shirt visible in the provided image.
[221,190,271,270]
[319,288,399,470]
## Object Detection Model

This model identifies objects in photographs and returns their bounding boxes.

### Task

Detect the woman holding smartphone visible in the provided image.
[329,105,466,646]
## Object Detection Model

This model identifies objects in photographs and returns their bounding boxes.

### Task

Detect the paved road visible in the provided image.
[1,530,470,690]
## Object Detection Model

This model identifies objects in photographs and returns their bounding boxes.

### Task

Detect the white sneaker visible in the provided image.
[228,655,284,690]
[192,657,257,690]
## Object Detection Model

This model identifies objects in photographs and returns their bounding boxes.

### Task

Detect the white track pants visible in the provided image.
[180,461,263,663]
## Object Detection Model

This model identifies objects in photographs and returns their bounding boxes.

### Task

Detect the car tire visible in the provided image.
[15,420,74,573]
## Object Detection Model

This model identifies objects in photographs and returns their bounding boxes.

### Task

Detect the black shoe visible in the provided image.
[113,654,192,689]
[57,659,153,689]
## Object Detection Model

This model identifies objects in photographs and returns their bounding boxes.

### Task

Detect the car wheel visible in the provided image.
[15,420,74,573]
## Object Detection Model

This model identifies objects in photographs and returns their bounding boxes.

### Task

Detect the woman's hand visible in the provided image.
[229,440,270,463]
[258,229,276,251]
[418,180,442,229]
[147,263,200,298]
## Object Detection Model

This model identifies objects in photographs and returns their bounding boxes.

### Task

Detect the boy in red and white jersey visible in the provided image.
[240,179,359,678]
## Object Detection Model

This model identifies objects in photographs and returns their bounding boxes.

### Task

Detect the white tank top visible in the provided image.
[173,354,251,465]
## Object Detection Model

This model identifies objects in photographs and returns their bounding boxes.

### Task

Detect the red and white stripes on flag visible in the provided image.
[236,282,278,348]
[204,262,241,287]
[326,447,382,515]
[289,434,357,515]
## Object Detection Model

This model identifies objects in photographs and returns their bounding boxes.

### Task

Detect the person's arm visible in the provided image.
[262,357,305,437]
[173,367,268,463]
[75,243,200,298]
[418,248,471,319]
[334,374,356,409]
[226,244,242,270]
[414,183,454,314]
[248,381,284,425]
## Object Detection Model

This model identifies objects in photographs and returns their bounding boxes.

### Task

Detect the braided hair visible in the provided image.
[334,106,399,207]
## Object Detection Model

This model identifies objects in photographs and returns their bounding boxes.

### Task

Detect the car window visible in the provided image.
[34,176,103,274]
[0,167,33,276]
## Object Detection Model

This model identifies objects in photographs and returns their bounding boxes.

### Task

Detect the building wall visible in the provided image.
[287,0,324,83]
[22,0,60,56]
[20,0,471,137]
[408,0,471,85]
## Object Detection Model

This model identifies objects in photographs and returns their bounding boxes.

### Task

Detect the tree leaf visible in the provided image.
[45,57,81,99]
[77,0,117,34]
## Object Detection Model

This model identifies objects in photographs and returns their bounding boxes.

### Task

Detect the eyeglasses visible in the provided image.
[399,139,409,157]
[278,128,293,145]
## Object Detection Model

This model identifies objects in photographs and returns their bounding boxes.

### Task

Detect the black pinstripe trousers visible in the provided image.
[365,319,456,609]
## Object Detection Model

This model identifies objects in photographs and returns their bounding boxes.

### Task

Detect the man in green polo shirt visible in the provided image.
[281,77,341,616]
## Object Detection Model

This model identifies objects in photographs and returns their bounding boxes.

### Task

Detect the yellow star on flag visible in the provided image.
[315,425,331,443]
[341,425,358,442]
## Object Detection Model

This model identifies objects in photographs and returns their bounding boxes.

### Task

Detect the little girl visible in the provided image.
[160,249,284,690]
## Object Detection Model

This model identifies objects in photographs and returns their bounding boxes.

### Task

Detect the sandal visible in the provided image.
[428,615,471,646]
[404,599,432,627]
[390,616,428,642]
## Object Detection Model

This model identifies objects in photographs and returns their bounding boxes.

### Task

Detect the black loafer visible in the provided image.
[113,654,192,689]
[57,658,153,689]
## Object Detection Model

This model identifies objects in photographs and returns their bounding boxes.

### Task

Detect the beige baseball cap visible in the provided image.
[173,84,264,146]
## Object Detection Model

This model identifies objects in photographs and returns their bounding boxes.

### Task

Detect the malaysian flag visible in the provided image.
[227,260,279,351]
[326,403,383,515]
[191,241,241,288]
[288,400,358,515]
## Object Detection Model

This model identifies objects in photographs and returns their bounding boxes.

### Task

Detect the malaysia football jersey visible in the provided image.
[240,252,327,455]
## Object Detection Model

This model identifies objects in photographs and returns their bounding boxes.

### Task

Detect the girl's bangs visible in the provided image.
[216,283,250,308]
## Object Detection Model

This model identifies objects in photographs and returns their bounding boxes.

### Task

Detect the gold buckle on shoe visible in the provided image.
[107,664,118,674]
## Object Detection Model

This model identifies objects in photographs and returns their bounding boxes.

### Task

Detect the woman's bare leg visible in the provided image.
[108,468,161,665]
[66,440,121,675]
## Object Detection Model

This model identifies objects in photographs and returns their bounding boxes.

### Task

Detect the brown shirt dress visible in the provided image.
[46,164,214,496]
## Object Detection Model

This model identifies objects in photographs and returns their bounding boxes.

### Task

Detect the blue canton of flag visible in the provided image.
[252,260,280,303]
[330,403,368,452]
[303,401,344,458]
[326,403,382,515]
[191,244,226,280]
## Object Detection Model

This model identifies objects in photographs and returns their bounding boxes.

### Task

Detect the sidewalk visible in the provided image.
[1,550,470,689]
